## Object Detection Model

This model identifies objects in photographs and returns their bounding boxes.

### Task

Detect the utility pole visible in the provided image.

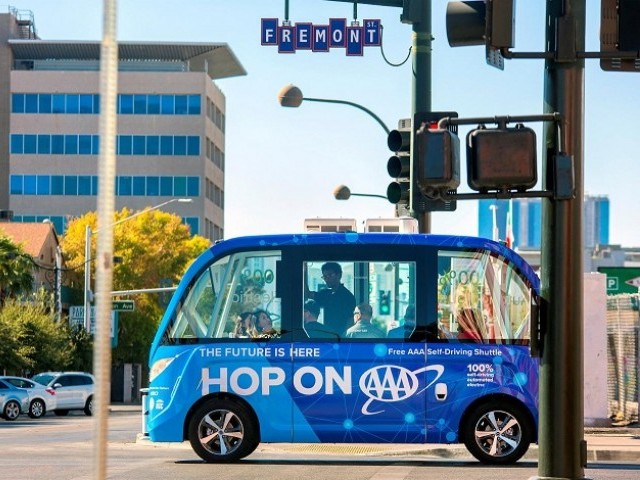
[409,1,432,234]
[324,0,433,233]
[535,1,586,479]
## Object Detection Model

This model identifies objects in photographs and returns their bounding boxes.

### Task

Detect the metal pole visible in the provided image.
[94,1,118,479]
[55,245,62,323]
[83,224,92,331]
[303,97,391,135]
[411,1,432,233]
[534,1,586,479]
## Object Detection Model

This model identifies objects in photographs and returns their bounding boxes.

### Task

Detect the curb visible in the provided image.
[133,437,640,462]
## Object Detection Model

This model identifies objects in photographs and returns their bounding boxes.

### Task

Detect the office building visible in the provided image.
[1,7,245,241]
[478,195,610,250]
[584,194,610,248]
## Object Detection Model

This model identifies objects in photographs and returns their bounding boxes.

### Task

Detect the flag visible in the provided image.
[505,199,515,248]
[489,205,499,241]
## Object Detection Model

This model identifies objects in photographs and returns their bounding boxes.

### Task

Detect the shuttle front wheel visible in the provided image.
[188,398,259,463]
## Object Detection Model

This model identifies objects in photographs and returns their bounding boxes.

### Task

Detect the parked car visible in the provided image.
[0,378,29,421]
[31,372,94,416]
[0,376,57,418]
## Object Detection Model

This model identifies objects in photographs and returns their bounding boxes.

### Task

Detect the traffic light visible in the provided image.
[466,124,537,192]
[412,112,459,212]
[378,290,391,315]
[601,0,640,72]
[414,112,460,197]
[386,127,411,205]
[387,116,458,213]
[445,0,515,69]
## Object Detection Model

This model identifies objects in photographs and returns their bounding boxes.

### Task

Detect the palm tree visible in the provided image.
[0,235,34,304]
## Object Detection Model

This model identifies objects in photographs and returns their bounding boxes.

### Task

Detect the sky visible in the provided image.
[12,0,640,247]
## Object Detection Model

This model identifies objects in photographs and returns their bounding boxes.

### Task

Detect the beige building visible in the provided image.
[0,221,61,293]
[1,7,245,241]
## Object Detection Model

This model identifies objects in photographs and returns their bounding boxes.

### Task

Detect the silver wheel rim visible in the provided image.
[198,408,244,457]
[31,401,44,418]
[473,409,522,458]
[6,401,20,420]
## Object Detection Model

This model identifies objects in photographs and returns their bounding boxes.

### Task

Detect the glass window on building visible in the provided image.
[187,177,199,196]
[161,95,174,115]
[24,135,37,154]
[160,176,172,196]
[184,217,199,235]
[174,95,188,115]
[92,135,100,155]
[119,94,133,114]
[51,217,65,233]
[65,175,78,195]
[24,175,37,195]
[66,94,80,114]
[10,134,23,154]
[174,136,187,156]
[37,175,50,195]
[12,93,25,113]
[79,135,92,155]
[118,176,132,196]
[79,94,94,114]
[133,94,147,114]
[133,135,146,155]
[147,95,160,114]
[38,134,51,154]
[174,177,187,196]
[92,176,98,195]
[51,135,64,154]
[51,175,64,195]
[118,135,132,155]
[160,136,173,155]
[147,176,159,196]
[78,176,92,195]
[52,94,65,113]
[147,136,159,155]
[188,94,201,115]
[10,175,23,194]
[132,177,145,196]
[38,94,52,114]
[175,95,189,115]
[93,94,100,114]
[65,135,78,155]
[187,136,200,156]
[25,94,38,113]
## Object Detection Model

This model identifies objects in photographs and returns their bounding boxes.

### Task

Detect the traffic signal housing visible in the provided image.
[378,290,391,316]
[446,0,515,69]
[466,124,537,193]
[412,112,459,211]
[601,0,640,72]
[386,127,411,205]
[414,119,460,196]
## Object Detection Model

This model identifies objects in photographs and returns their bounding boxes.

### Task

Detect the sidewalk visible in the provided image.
[112,404,640,462]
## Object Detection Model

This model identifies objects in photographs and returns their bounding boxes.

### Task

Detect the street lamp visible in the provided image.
[333,184,388,201]
[83,198,193,330]
[278,84,391,135]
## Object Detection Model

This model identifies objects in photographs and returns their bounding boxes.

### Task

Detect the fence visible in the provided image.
[607,294,639,425]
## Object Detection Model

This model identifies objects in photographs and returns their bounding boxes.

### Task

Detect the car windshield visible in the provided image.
[31,373,56,386]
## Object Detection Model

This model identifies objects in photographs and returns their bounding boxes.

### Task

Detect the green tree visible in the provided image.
[0,292,71,374]
[0,302,29,373]
[61,208,210,366]
[0,235,34,304]
[66,323,93,371]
